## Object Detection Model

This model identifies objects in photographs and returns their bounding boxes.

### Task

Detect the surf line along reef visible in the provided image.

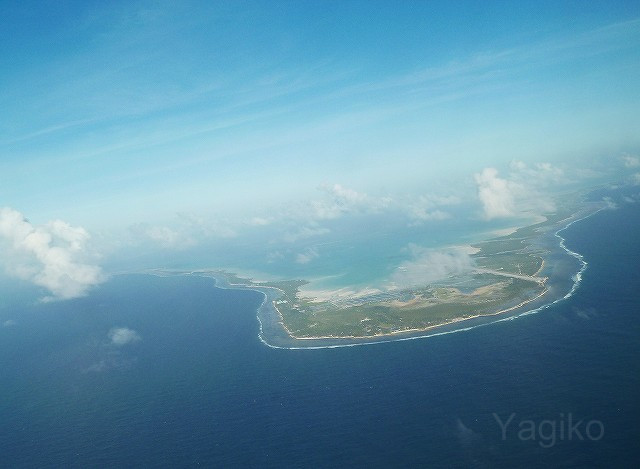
[177,198,602,348]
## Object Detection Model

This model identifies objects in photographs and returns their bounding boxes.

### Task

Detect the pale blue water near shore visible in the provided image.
[1,187,639,467]
[143,207,532,292]
[247,201,598,349]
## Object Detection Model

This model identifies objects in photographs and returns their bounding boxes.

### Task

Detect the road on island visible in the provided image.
[473,268,546,285]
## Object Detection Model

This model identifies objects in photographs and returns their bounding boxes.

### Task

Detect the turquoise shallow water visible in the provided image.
[0,186,638,467]
[239,203,595,349]
[124,207,529,292]
[244,211,530,291]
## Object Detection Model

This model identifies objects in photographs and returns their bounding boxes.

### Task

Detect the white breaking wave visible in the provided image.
[257,207,602,350]
[154,207,601,351]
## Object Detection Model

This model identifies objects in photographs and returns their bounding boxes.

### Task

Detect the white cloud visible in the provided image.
[130,212,236,250]
[475,162,564,219]
[3,320,17,327]
[266,250,284,263]
[175,212,237,239]
[309,200,343,220]
[108,327,141,346]
[575,168,601,180]
[295,247,319,264]
[309,183,387,221]
[572,306,598,320]
[310,183,365,220]
[282,226,330,243]
[405,194,459,224]
[632,173,640,185]
[409,209,450,222]
[509,161,560,213]
[474,168,516,219]
[391,245,475,288]
[510,160,565,185]
[247,216,272,226]
[271,184,460,238]
[622,154,640,168]
[0,207,104,300]
[322,183,367,205]
[145,225,194,248]
[85,354,137,373]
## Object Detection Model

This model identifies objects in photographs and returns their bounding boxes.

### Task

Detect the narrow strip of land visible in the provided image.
[473,268,546,285]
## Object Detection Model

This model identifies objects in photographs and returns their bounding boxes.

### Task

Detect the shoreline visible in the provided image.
[272,285,551,341]
[141,199,604,350]
[265,203,601,348]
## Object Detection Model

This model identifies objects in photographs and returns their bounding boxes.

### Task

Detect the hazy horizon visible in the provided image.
[2,1,640,300]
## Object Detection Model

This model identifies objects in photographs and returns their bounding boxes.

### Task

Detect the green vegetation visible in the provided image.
[474,252,543,276]
[267,208,562,338]
[275,275,544,338]
[256,279,308,301]
[472,238,525,255]
[211,200,593,339]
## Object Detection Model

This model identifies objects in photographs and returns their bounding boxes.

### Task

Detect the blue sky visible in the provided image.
[1,1,640,297]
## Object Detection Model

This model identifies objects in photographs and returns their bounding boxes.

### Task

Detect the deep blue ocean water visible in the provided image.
[1,192,639,468]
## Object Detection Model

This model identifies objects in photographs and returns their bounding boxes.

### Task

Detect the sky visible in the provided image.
[1,0,640,299]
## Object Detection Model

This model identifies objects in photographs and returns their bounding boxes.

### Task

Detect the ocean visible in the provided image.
[1,188,639,468]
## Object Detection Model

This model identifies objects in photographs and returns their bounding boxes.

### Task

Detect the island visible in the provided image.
[154,194,603,349]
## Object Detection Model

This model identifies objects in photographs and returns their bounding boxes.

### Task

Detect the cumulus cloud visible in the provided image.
[410,209,450,222]
[475,162,563,219]
[144,225,195,249]
[108,327,141,346]
[621,193,640,204]
[311,184,367,220]
[0,207,104,300]
[295,247,319,264]
[405,194,459,224]
[309,183,391,221]
[314,184,460,225]
[176,212,237,239]
[572,306,598,320]
[508,162,558,213]
[266,250,285,263]
[391,245,475,288]
[130,212,237,250]
[271,184,460,242]
[602,196,618,210]
[247,216,272,226]
[283,225,330,243]
[474,168,516,219]
[85,353,137,373]
[322,183,367,205]
[622,154,640,168]
[631,173,640,186]
[510,160,565,186]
